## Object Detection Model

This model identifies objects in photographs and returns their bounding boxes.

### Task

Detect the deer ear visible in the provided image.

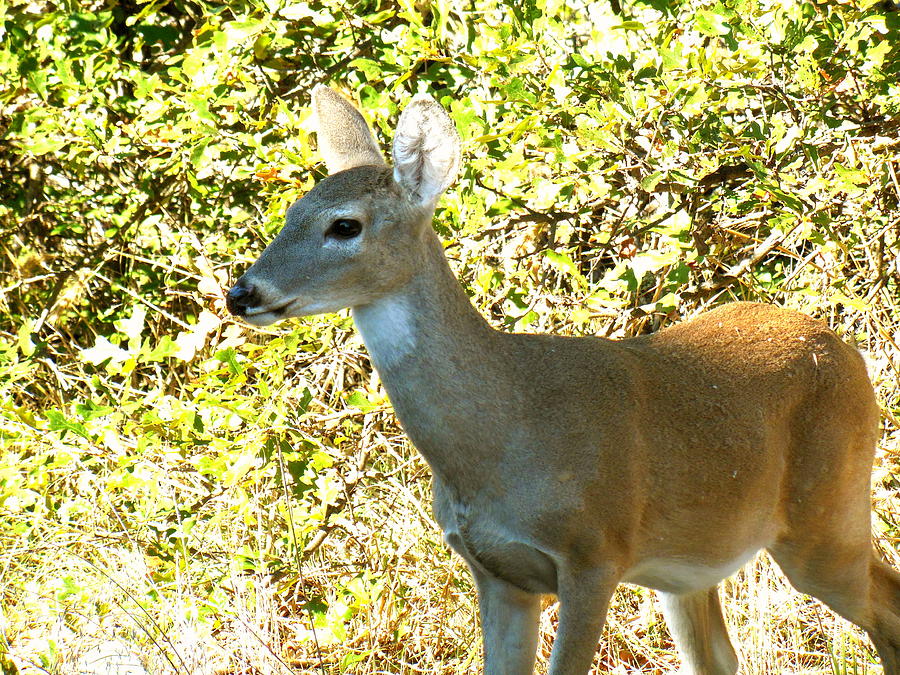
[312,85,385,174]
[392,94,461,207]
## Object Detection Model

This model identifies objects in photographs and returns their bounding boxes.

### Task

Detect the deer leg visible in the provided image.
[547,567,618,675]
[769,542,900,675]
[771,415,900,672]
[658,586,739,675]
[472,567,542,675]
[867,558,900,674]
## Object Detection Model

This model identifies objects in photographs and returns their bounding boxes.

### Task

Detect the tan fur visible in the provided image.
[226,87,900,675]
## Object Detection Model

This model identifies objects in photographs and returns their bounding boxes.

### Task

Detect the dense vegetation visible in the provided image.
[1,0,898,672]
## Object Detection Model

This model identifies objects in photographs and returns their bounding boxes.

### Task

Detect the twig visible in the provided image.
[91,271,191,330]
[33,176,177,335]
[303,418,376,556]
[684,228,785,299]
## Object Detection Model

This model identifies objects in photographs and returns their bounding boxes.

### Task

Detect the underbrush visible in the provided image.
[2,0,899,672]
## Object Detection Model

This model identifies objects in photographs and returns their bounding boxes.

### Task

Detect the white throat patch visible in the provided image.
[352,295,417,370]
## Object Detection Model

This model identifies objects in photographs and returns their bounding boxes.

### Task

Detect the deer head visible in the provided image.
[225,86,461,325]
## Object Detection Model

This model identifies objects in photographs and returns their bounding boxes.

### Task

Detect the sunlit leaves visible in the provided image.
[1,0,898,670]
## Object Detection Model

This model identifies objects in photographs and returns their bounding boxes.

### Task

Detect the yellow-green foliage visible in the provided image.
[1,0,898,672]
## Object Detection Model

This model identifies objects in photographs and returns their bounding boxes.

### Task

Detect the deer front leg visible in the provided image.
[472,566,542,675]
[548,567,619,675]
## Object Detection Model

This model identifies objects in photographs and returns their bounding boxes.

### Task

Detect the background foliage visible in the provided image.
[1,0,899,672]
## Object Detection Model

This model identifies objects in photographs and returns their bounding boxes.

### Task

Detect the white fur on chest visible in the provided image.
[353,295,417,370]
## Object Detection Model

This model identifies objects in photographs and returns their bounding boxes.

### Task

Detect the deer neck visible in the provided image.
[352,229,504,480]
[353,230,492,368]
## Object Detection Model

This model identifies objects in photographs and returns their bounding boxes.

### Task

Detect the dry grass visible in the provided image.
[1,1,898,669]
[3,188,899,673]
[4,324,897,674]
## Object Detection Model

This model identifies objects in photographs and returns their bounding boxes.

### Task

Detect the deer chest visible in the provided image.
[431,475,558,594]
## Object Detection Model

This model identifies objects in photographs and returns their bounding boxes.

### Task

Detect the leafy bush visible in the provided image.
[1,0,898,672]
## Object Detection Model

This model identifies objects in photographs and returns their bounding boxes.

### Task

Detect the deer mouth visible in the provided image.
[247,298,296,317]
[243,298,299,325]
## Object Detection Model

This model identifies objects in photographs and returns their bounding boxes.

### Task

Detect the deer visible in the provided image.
[225,85,900,675]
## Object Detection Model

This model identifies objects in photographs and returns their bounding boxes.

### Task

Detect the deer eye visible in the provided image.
[326,218,362,239]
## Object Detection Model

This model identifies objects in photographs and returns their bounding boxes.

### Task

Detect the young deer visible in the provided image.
[226,86,900,675]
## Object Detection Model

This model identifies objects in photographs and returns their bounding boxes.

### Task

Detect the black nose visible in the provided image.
[226,282,258,316]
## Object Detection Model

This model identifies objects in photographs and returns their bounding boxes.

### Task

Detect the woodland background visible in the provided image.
[1,0,899,672]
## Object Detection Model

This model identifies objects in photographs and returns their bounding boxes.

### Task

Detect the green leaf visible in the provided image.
[216,348,243,376]
[223,452,257,487]
[75,400,115,421]
[351,58,383,80]
[146,335,178,361]
[188,95,217,125]
[544,250,588,289]
[17,321,35,357]
[45,410,91,440]
[223,18,267,43]
[346,391,379,413]
[26,70,48,99]
[190,138,212,168]
[115,306,146,341]
[641,171,664,192]
[80,336,130,366]
[695,11,731,36]
[22,134,66,156]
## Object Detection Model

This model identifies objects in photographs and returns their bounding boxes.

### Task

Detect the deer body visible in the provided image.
[227,86,900,674]
[353,216,877,597]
